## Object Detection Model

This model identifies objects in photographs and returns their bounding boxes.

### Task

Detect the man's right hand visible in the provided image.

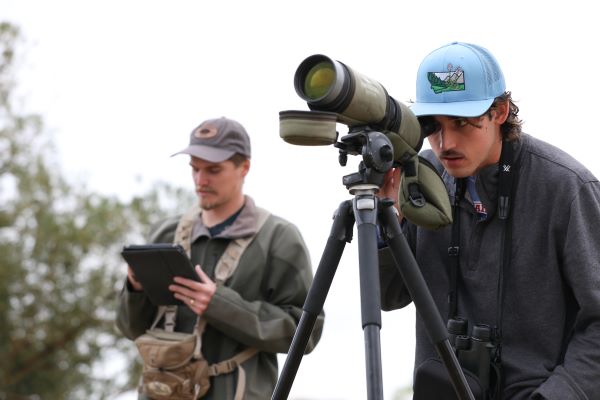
[379,167,401,202]
[127,265,143,291]
[378,167,403,219]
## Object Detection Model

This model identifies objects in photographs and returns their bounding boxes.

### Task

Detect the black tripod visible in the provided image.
[271,130,475,400]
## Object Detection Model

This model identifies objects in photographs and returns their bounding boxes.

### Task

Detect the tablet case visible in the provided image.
[121,243,200,306]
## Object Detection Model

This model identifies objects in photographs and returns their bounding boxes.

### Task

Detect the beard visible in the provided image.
[199,198,221,211]
[197,187,223,211]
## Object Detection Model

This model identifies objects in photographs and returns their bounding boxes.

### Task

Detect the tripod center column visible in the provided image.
[352,187,384,400]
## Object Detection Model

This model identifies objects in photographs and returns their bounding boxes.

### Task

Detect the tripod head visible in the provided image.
[335,128,394,191]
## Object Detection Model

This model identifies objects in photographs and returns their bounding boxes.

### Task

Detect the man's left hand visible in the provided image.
[169,265,216,315]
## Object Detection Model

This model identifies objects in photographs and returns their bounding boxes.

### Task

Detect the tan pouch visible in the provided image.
[135,329,210,399]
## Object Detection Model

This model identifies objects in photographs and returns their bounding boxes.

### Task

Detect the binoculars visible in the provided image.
[447,317,497,391]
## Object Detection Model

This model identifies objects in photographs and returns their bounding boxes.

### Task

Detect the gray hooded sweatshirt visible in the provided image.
[379,134,600,399]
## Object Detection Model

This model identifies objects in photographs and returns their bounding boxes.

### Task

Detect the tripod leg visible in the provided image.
[354,194,384,400]
[379,204,475,400]
[272,200,355,400]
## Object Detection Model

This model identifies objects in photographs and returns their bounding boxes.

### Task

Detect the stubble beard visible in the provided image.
[199,197,221,211]
[198,190,234,212]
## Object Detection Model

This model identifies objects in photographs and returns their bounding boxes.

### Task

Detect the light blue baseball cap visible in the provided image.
[410,42,506,117]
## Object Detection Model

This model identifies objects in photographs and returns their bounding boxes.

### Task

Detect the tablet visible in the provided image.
[121,243,200,306]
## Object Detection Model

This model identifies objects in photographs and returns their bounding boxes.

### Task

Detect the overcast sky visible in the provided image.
[3,1,600,399]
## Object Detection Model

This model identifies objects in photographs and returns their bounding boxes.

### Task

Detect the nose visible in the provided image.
[436,126,458,152]
[193,170,208,186]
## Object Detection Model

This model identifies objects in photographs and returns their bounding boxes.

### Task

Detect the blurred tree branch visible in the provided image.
[0,21,194,399]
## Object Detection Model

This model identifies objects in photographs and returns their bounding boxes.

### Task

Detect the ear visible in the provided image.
[493,100,510,125]
[241,158,250,177]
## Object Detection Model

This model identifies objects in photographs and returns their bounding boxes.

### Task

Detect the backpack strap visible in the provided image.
[151,305,178,332]
[173,203,201,257]
[208,347,260,400]
[214,207,270,283]
[207,347,259,376]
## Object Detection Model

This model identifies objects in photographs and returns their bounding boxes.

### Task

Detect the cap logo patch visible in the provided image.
[427,64,465,94]
[193,123,218,139]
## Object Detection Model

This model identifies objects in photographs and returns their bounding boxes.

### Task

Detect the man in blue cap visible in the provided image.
[379,42,600,399]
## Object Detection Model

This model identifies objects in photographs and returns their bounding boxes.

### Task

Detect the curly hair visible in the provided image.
[493,91,522,141]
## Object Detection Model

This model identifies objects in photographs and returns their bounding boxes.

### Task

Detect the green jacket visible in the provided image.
[117,196,324,399]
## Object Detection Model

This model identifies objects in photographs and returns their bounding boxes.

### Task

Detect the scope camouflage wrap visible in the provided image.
[398,154,452,230]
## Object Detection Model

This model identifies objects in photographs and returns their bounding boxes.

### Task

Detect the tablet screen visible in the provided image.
[121,243,199,306]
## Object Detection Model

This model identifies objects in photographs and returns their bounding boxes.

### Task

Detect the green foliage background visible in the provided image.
[0,22,194,399]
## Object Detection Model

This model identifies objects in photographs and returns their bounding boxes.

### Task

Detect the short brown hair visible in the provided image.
[228,153,248,167]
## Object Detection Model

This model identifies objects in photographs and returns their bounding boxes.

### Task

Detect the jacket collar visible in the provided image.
[191,195,261,241]
[443,135,526,220]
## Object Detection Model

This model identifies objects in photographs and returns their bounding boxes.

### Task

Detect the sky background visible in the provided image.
[3,1,600,399]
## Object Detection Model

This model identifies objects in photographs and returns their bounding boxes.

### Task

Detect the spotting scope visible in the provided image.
[279,54,452,230]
